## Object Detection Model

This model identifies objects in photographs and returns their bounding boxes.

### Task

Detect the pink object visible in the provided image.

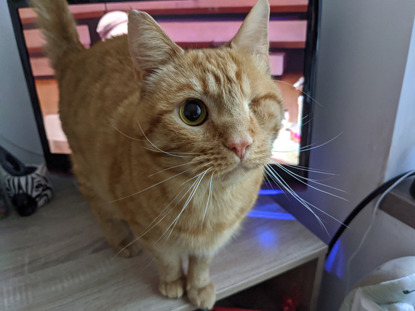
[290,128,301,143]
[96,11,128,41]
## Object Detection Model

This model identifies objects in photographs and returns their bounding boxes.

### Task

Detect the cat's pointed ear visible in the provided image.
[230,0,270,73]
[128,10,183,80]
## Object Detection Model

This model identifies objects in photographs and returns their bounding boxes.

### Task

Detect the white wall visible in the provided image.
[295,0,415,241]
[385,18,415,180]
[0,0,44,165]
[285,0,415,309]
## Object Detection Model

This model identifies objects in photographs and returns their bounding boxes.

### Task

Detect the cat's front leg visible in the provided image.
[149,247,186,298]
[88,202,142,258]
[187,255,216,310]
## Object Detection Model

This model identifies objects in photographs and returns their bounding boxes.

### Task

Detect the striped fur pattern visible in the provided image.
[31,0,283,308]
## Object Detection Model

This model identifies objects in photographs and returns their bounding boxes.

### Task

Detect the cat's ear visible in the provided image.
[230,0,270,73]
[128,10,183,80]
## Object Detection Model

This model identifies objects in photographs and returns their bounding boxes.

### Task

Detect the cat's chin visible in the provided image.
[218,163,253,185]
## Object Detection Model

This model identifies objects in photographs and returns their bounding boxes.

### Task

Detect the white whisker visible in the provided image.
[137,122,193,158]
[148,162,191,177]
[154,173,205,244]
[112,125,142,141]
[157,167,211,243]
[299,132,343,152]
[263,171,274,189]
[201,173,214,227]
[284,163,337,176]
[144,146,200,156]
[272,132,343,154]
[179,165,212,187]
[265,165,329,235]
[108,167,193,204]
[301,115,314,127]
[241,168,249,179]
[272,161,348,196]
[271,148,299,153]
[167,168,210,239]
[266,165,347,231]
[263,165,287,196]
[274,80,324,107]
[113,173,201,257]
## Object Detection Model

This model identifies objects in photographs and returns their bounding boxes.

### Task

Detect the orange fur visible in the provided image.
[32,0,284,308]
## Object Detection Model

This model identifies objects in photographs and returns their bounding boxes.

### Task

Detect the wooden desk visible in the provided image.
[0,176,326,310]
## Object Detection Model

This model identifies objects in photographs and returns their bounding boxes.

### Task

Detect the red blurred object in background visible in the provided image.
[281,285,300,311]
[212,307,262,311]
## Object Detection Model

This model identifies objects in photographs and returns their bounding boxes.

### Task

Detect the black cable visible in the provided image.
[410,179,415,200]
[327,171,415,256]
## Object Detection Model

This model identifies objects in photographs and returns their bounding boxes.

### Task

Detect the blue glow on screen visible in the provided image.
[258,189,284,195]
[325,241,345,279]
[247,210,295,220]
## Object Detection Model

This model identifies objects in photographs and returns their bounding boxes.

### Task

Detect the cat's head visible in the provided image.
[127,0,283,182]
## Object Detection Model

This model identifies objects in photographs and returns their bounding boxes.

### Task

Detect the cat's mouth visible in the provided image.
[218,161,251,182]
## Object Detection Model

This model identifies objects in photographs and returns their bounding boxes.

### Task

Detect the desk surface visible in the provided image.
[0,175,326,311]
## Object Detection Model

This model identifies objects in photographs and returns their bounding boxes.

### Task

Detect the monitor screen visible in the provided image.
[9,0,317,176]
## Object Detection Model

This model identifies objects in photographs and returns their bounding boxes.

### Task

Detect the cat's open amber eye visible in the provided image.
[179,99,208,126]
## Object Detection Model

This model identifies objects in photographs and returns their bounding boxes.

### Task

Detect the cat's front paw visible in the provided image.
[187,282,216,310]
[115,242,142,258]
[159,277,186,298]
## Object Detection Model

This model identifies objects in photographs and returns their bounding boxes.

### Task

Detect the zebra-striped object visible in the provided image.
[1,164,53,214]
[0,176,9,218]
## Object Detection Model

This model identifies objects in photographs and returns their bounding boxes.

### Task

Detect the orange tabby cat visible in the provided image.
[32,0,283,308]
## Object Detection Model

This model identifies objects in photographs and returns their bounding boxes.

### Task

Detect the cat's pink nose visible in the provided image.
[226,139,252,160]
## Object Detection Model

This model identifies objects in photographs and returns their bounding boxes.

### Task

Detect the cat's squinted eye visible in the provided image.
[179,99,208,126]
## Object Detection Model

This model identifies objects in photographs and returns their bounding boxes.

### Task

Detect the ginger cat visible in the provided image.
[32,0,283,308]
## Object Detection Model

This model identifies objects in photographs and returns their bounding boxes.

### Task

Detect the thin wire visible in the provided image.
[346,169,415,289]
